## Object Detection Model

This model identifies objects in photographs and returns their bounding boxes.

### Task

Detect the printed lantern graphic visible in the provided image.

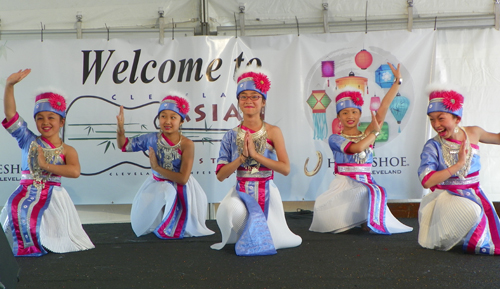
[355,49,373,70]
[321,61,335,87]
[370,94,381,111]
[375,64,394,89]
[335,72,368,94]
[331,118,343,135]
[307,90,332,140]
[389,92,410,133]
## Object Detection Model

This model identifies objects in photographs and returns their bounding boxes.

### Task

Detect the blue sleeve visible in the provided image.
[418,139,440,182]
[328,134,347,154]
[217,130,235,166]
[124,133,155,152]
[5,115,37,151]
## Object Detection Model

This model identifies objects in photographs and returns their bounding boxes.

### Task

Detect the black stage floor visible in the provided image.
[12,214,500,289]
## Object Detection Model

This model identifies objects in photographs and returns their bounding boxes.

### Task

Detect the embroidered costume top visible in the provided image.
[419,135,480,188]
[330,133,373,166]
[3,113,64,176]
[122,132,182,177]
[418,135,500,255]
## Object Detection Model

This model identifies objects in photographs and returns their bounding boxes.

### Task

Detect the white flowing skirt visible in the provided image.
[310,175,412,234]
[211,180,302,250]
[130,175,214,237]
[0,186,95,254]
[418,189,481,251]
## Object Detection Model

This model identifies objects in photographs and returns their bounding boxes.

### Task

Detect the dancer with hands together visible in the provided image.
[211,69,301,256]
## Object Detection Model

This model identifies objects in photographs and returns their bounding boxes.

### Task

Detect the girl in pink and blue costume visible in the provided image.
[310,63,412,234]
[1,69,94,257]
[418,84,500,254]
[116,96,213,239]
[211,70,302,256]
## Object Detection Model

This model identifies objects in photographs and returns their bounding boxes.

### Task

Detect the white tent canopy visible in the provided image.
[0,0,498,39]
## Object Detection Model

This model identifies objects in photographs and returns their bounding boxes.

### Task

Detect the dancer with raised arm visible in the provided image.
[1,69,94,256]
[310,63,412,235]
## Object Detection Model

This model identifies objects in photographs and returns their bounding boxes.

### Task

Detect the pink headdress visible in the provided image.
[235,68,271,99]
[158,95,190,120]
[426,83,464,118]
[33,91,67,118]
[334,89,364,114]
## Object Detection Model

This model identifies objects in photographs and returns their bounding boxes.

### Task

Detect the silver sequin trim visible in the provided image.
[441,175,480,186]
[336,165,371,173]
[5,115,25,134]
[237,169,273,178]
[21,173,61,183]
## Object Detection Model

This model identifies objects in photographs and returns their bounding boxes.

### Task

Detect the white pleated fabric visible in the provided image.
[130,175,214,238]
[310,175,412,234]
[418,189,481,251]
[211,180,302,250]
[0,186,94,253]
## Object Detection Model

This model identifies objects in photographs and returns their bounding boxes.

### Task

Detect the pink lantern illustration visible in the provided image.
[331,118,343,135]
[355,49,373,70]
[370,94,381,111]
[321,61,335,87]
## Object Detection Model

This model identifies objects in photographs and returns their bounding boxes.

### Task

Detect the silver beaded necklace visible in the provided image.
[437,126,472,180]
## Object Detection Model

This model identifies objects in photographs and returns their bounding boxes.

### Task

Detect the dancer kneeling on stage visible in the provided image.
[309,63,412,235]
[211,69,302,256]
[418,84,500,255]
[1,69,94,257]
[116,95,214,239]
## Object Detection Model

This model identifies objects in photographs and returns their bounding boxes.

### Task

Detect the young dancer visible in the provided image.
[309,63,412,234]
[0,69,94,256]
[418,84,500,254]
[116,95,214,239]
[211,69,302,256]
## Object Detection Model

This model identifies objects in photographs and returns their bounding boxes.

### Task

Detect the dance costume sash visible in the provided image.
[435,172,500,255]
[335,163,389,234]
[152,175,188,239]
[234,168,277,256]
[8,172,61,257]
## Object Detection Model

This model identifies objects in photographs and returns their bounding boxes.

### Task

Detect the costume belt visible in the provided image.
[236,167,274,180]
[153,174,171,182]
[20,172,61,188]
[436,172,480,191]
[335,163,372,175]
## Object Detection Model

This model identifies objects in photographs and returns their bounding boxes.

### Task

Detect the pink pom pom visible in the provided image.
[349,91,364,106]
[237,72,271,94]
[47,93,67,111]
[163,95,190,115]
[441,90,463,111]
[336,91,364,106]
[252,73,271,93]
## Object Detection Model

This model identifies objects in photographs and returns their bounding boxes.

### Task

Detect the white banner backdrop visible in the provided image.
[434,28,500,202]
[0,30,434,205]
